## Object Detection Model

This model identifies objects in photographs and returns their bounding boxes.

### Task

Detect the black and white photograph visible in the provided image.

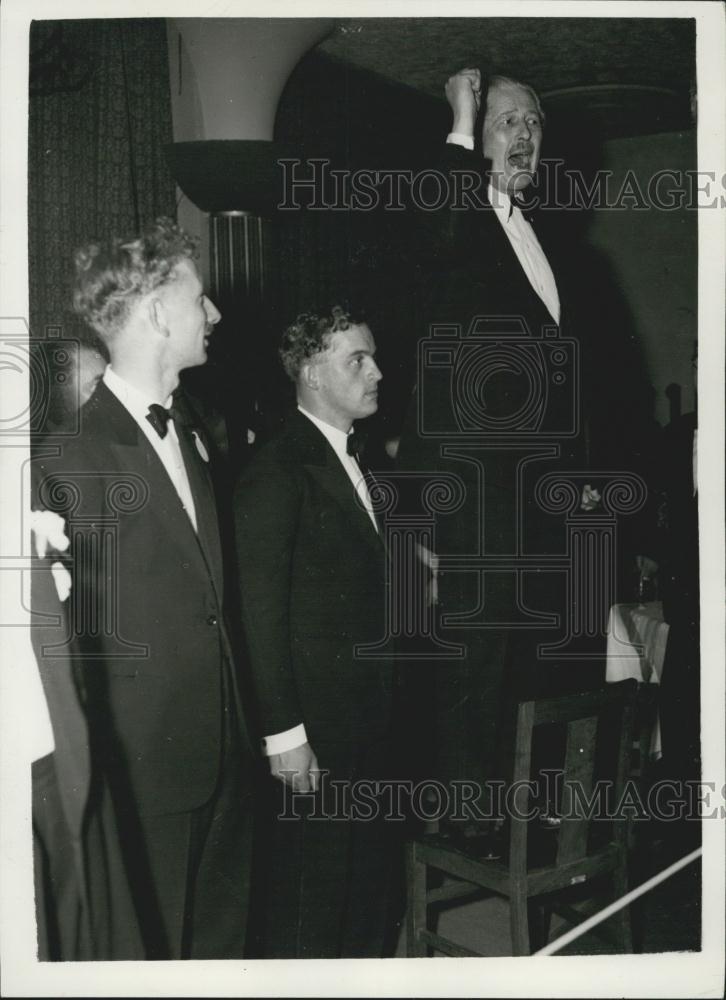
[0,1,724,996]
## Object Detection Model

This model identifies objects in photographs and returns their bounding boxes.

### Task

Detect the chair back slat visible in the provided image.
[407,680,637,958]
[509,700,536,877]
[556,715,598,865]
[532,681,636,726]
[510,681,636,876]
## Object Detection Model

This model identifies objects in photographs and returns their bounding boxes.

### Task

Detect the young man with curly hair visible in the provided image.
[234,307,400,958]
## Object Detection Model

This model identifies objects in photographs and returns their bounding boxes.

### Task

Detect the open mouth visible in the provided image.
[508,151,532,170]
[509,153,530,170]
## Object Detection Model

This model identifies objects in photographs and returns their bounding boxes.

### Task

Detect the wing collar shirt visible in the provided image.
[447,132,561,325]
[259,405,379,759]
[103,366,198,531]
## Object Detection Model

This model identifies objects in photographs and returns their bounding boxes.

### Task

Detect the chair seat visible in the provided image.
[406,682,637,956]
[415,829,622,896]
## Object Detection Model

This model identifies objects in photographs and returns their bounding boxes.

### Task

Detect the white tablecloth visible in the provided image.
[606,602,670,756]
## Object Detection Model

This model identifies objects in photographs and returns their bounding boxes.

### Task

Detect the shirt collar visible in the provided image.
[298,405,352,457]
[103,366,173,423]
[487,182,515,225]
[487,182,532,227]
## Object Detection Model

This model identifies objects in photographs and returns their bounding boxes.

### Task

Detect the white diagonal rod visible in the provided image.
[532,846,702,956]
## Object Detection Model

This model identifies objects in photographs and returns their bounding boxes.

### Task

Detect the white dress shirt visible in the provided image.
[103,367,198,531]
[446,132,561,324]
[261,406,379,758]
[298,406,379,534]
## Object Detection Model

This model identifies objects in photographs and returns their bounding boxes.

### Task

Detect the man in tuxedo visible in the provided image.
[396,69,588,834]
[234,307,398,958]
[32,218,254,959]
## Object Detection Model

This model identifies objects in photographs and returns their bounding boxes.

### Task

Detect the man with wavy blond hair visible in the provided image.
[33,218,254,959]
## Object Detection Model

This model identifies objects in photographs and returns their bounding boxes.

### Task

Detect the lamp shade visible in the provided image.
[166,139,292,214]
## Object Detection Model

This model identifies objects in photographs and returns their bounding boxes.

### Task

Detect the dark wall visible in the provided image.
[265,51,450,436]
[586,130,698,426]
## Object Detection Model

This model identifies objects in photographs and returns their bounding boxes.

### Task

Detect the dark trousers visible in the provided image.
[430,566,599,825]
[432,629,510,822]
[258,738,399,959]
[117,739,254,960]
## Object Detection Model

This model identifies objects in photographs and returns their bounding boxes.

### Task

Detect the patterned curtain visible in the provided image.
[28,19,176,340]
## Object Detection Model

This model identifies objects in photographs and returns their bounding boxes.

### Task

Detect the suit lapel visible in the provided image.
[309,456,384,556]
[173,412,225,602]
[290,411,384,555]
[480,205,562,335]
[91,384,223,599]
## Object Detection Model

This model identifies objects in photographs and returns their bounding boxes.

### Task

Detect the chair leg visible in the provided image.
[541,900,553,948]
[612,867,633,953]
[406,842,428,957]
[527,899,550,952]
[510,891,531,956]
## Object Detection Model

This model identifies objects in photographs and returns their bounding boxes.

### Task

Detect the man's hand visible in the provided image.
[580,484,602,511]
[269,741,320,792]
[416,542,439,606]
[445,68,482,137]
[636,554,659,579]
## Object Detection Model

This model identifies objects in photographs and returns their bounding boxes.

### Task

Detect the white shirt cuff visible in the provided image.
[446,132,475,151]
[261,723,307,756]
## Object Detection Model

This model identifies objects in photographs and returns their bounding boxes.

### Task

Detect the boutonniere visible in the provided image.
[192,430,209,463]
[31,509,72,602]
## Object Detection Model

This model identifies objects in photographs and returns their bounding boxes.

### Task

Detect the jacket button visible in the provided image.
[206,614,218,626]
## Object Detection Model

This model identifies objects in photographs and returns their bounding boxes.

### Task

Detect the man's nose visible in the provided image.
[517,119,532,140]
[370,361,382,382]
[205,297,222,324]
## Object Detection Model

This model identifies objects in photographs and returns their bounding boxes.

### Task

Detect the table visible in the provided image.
[606,601,670,756]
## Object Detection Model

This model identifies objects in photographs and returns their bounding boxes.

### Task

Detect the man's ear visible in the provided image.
[301,360,319,390]
[148,295,169,337]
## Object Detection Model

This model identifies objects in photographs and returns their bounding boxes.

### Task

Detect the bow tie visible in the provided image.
[346,429,367,462]
[146,403,174,438]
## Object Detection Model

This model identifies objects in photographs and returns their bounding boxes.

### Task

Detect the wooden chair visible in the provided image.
[406,680,638,957]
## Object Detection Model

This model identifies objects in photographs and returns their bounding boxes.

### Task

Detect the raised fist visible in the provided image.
[445,68,482,135]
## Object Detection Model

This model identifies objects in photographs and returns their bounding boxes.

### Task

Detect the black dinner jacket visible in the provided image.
[32,380,248,816]
[233,409,394,754]
[398,143,582,562]
[413,143,562,337]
